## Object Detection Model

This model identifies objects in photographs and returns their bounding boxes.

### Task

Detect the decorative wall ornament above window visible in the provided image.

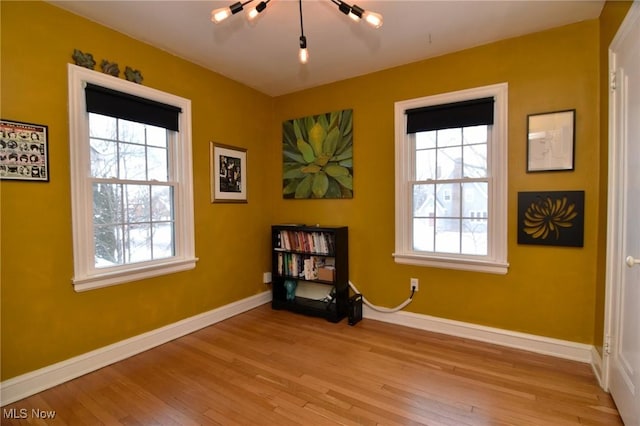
[71,49,144,84]
[210,0,383,64]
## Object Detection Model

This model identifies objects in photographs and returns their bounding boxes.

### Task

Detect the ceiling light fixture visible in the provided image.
[298,0,309,64]
[211,0,383,64]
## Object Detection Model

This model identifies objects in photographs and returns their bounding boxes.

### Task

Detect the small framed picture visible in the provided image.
[526,109,575,172]
[0,118,49,182]
[210,142,247,203]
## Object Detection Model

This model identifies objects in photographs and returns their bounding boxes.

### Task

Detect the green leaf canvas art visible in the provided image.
[282,109,353,199]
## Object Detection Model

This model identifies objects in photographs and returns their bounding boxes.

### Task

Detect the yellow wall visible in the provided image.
[271,21,601,343]
[0,1,273,380]
[0,0,633,382]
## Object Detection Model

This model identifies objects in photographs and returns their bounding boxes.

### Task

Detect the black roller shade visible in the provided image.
[85,83,182,131]
[406,97,494,134]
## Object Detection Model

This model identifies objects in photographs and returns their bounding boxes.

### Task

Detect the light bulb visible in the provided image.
[211,2,244,23]
[298,35,309,64]
[299,48,309,64]
[363,11,383,28]
[247,1,267,21]
[247,7,259,20]
[348,12,360,22]
[211,7,232,23]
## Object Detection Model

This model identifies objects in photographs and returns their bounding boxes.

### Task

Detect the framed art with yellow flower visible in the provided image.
[282,109,353,199]
[518,190,584,247]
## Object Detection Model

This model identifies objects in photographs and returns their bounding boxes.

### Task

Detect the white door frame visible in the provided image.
[602,0,639,392]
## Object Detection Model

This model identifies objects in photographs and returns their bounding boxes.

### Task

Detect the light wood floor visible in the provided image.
[2,305,621,425]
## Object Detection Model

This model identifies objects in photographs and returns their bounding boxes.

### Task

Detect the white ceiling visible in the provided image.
[48,0,604,96]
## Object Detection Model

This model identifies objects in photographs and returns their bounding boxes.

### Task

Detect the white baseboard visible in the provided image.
[1,291,602,406]
[363,306,594,364]
[0,291,272,406]
[591,346,605,388]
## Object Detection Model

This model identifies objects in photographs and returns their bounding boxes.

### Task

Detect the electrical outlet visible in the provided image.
[263,272,272,284]
[410,278,419,292]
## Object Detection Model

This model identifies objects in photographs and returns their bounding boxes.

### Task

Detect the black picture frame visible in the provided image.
[526,109,575,172]
[210,142,247,203]
[0,119,49,182]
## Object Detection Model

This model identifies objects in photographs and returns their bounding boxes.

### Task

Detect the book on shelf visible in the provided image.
[276,253,335,282]
[303,257,317,280]
[275,229,335,254]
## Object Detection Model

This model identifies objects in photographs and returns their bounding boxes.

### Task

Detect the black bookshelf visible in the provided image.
[271,225,348,323]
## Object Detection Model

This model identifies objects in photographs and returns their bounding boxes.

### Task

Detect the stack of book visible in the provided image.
[277,253,335,281]
[275,230,335,255]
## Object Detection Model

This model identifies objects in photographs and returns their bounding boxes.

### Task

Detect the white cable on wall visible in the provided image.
[349,280,414,313]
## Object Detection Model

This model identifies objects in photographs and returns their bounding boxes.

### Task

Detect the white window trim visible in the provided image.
[68,64,197,292]
[393,83,509,274]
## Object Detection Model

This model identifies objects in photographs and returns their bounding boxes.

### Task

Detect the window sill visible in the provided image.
[72,257,199,292]
[393,252,508,274]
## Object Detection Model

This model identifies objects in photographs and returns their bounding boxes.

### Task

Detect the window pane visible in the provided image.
[463,144,487,178]
[413,184,435,217]
[119,118,145,144]
[146,125,167,148]
[436,183,460,217]
[119,143,146,180]
[415,149,436,181]
[437,146,462,179]
[153,223,174,259]
[93,183,123,224]
[148,147,168,181]
[435,218,460,253]
[125,224,152,263]
[94,224,123,267]
[413,218,434,251]
[126,185,150,223]
[437,128,461,147]
[90,139,117,178]
[87,114,178,269]
[463,125,487,145]
[462,219,487,255]
[89,113,116,139]
[462,182,487,217]
[151,186,173,221]
[416,131,436,150]
[412,125,489,259]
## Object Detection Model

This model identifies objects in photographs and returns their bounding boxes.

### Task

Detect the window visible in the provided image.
[394,83,508,274]
[68,64,197,291]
